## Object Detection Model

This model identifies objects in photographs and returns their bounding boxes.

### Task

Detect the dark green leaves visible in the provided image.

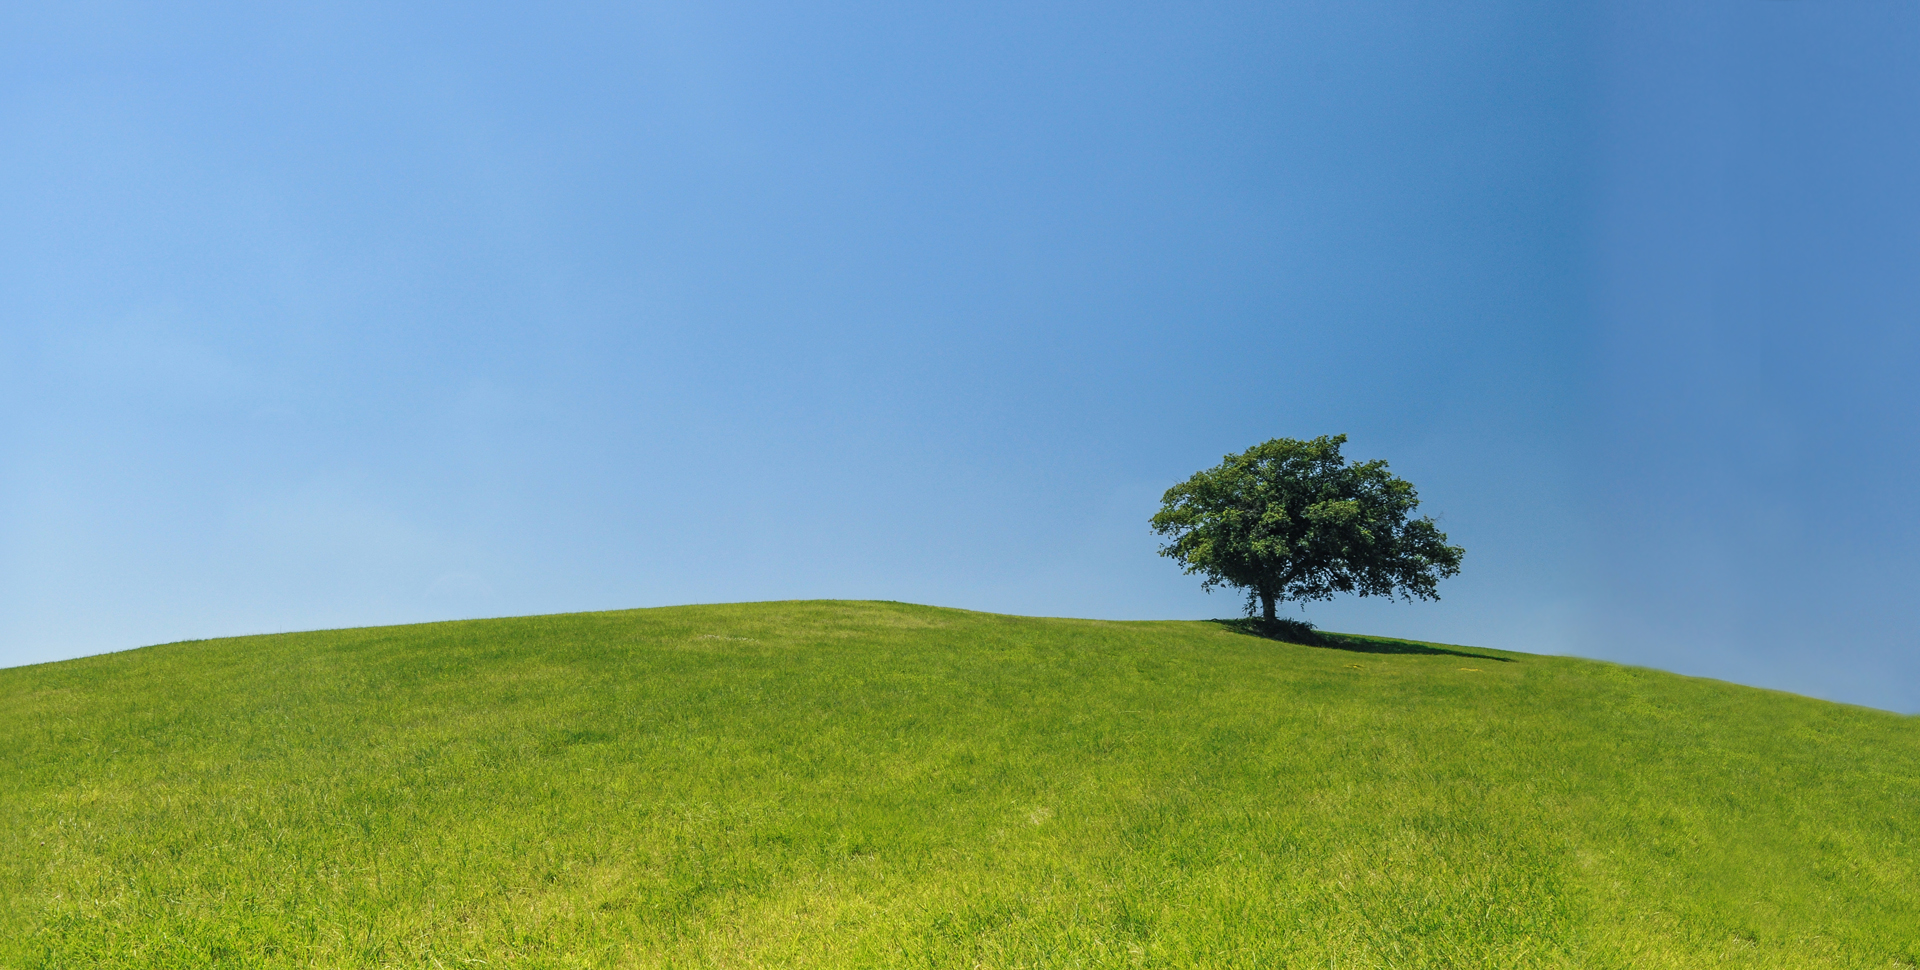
[1151,435,1464,618]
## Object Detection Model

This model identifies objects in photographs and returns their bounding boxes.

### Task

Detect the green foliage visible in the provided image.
[3,601,1918,968]
[1152,435,1465,621]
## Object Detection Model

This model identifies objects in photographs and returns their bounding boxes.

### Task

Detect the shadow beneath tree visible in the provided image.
[1208,619,1514,663]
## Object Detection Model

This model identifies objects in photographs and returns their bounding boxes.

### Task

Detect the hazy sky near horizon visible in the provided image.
[5,3,1917,710]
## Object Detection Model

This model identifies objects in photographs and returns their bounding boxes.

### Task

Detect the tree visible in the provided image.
[1150,435,1464,626]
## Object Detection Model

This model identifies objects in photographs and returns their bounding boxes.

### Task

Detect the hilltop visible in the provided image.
[3,601,1915,968]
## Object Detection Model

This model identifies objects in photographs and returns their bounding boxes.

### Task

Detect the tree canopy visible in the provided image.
[1150,435,1464,624]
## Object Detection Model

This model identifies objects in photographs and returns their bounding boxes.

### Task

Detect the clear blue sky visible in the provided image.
[4,3,1916,710]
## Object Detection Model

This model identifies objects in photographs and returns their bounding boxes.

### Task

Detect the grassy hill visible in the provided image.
[3,601,1916,968]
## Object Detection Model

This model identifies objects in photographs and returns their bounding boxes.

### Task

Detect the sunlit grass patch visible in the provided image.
[2,600,1917,967]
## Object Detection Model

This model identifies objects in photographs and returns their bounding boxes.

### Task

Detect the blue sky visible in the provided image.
[4,3,1915,711]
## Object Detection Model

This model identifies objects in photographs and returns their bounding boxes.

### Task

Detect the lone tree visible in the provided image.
[1150,435,1464,626]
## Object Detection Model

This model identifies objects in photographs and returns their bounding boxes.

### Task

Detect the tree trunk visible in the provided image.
[1261,591,1276,624]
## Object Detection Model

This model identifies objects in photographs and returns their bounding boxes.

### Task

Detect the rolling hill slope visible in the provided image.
[3,601,1916,968]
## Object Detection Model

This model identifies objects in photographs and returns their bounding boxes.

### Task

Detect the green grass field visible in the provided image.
[3,601,1916,968]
